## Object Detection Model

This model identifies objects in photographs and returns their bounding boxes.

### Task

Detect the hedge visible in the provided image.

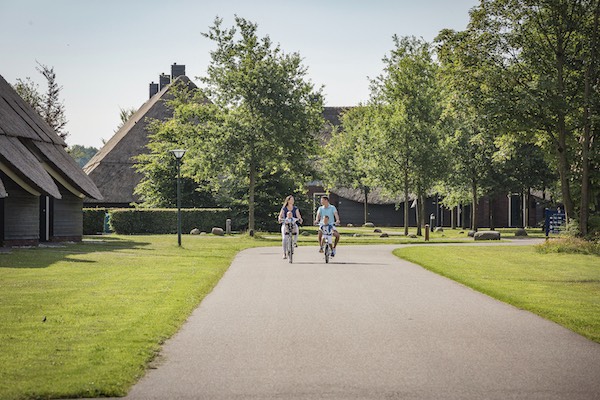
[83,208,107,235]
[108,208,232,235]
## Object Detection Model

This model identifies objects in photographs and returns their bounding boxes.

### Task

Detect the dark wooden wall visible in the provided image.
[52,187,83,241]
[2,177,39,245]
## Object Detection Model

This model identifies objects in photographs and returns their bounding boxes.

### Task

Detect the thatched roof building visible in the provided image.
[0,73,102,246]
[84,68,199,207]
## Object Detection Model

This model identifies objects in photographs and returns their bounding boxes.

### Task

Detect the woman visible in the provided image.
[278,195,303,258]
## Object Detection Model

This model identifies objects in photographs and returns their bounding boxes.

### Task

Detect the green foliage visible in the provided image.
[14,61,68,139]
[68,144,99,167]
[536,237,600,256]
[115,106,136,132]
[109,208,231,234]
[82,208,106,235]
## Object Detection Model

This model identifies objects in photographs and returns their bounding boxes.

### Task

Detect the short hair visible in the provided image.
[323,215,329,220]
[321,196,329,201]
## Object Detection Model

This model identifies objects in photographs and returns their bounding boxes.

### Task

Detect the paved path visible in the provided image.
[124,241,600,399]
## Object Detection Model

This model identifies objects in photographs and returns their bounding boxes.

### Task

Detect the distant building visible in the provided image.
[0,74,102,246]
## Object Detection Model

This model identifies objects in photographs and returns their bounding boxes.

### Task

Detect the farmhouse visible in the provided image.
[0,74,102,246]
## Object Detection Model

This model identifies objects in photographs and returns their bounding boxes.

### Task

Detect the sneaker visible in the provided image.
[294,242,298,248]
[332,248,336,257]
[283,254,287,259]
[319,246,324,253]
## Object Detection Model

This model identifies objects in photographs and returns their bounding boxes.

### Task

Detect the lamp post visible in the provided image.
[170,149,186,246]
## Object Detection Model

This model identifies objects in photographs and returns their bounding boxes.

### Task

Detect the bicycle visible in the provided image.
[284,220,296,263]
[322,233,333,263]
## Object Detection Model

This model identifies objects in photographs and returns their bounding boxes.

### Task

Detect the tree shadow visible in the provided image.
[0,236,151,269]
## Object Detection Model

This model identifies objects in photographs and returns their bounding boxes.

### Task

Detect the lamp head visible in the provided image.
[170,149,186,160]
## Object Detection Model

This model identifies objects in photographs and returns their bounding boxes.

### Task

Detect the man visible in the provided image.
[314,196,341,256]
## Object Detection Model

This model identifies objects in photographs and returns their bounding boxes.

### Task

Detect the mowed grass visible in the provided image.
[0,235,266,399]
[394,245,600,343]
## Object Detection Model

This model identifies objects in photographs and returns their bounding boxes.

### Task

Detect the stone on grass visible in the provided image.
[347,223,354,227]
[434,227,444,232]
[374,228,382,233]
[459,231,465,234]
[364,222,375,228]
[408,234,418,238]
[474,231,501,241]
[301,231,311,236]
[468,230,476,237]
[190,228,201,235]
[211,227,224,236]
[514,228,528,237]
[353,233,361,237]
[380,233,389,238]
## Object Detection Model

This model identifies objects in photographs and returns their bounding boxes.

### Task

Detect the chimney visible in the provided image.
[159,73,171,90]
[149,82,159,98]
[171,63,186,80]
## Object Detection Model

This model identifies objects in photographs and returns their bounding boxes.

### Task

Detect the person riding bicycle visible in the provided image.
[319,215,335,256]
[281,211,298,259]
[314,196,340,256]
[278,195,303,259]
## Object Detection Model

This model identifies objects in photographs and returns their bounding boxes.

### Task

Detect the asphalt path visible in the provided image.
[123,241,600,399]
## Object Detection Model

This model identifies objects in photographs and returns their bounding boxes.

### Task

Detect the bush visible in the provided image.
[536,237,600,256]
[83,208,107,235]
[109,208,232,235]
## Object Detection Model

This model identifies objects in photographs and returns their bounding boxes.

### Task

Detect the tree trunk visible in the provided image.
[451,206,456,229]
[248,161,256,232]
[489,197,495,230]
[420,191,426,233]
[416,186,424,236]
[403,176,409,236]
[363,186,369,226]
[556,33,576,223]
[579,1,599,236]
[525,188,531,229]
[471,181,478,232]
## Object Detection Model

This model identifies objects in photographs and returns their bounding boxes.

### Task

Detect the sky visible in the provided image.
[0,0,479,148]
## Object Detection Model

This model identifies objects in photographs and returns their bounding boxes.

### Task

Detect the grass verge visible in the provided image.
[394,245,600,343]
[0,235,265,399]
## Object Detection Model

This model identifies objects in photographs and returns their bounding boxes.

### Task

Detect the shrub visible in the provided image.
[83,208,107,235]
[109,208,231,235]
[536,237,600,256]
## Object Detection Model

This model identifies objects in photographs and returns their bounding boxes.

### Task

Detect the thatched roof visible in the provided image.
[84,75,200,205]
[0,74,102,200]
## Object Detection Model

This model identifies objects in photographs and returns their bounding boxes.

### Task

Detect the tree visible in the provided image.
[14,62,68,139]
[323,106,374,225]
[368,36,446,235]
[67,145,99,167]
[199,16,323,231]
[136,17,323,230]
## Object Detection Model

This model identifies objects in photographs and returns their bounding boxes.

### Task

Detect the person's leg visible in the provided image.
[318,230,323,252]
[333,230,340,248]
[293,224,299,246]
[281,224,287,258]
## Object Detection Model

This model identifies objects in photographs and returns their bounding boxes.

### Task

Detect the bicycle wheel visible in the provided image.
[324,243,330,263]
[287,232,293,263]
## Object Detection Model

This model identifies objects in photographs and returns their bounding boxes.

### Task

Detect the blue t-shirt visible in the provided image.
[317,205,337,224]
[320,223,334,235]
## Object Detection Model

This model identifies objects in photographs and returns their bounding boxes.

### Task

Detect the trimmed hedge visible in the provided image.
[109,208,231,235]
[83,208,107,235]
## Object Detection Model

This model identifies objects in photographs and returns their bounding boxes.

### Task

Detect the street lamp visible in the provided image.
[170,149,187,246]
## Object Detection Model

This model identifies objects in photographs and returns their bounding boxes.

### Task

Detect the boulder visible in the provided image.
[353,233,362,237]
[301,231,311,236]
[380,233,389,238]
[459,231,465,234]
[474,231,501,241]
[374,228,382,233]
[363,222,375,228]
[434,227,444,233]
[347,223,354,227]
[408,234,417,238]
[467,230,476,237]
[211,227,224,236]
[190,228,201,235]
[514,228,528,237]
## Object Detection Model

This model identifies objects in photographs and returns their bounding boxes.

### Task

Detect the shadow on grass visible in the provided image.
[0,235,151,269]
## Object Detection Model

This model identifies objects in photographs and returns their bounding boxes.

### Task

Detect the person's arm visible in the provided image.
[278,208,285,223]
[314,207,321,225]
[334,209,341,225]
[296,209,303,224]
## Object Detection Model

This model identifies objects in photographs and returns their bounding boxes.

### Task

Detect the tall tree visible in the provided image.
[115,106,136,132]
[67,145,98,167]
[14,62,68,139]
[200,16,323,231]
[368,36,446,235]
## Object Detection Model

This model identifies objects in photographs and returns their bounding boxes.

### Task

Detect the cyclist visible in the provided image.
[314,196,340,256]
[281,211,298,259]
[278,195,303,258]
[319,215,335,256]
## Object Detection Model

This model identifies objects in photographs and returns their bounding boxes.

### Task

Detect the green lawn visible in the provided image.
[0,235,265,399]
[394,245,600,343]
